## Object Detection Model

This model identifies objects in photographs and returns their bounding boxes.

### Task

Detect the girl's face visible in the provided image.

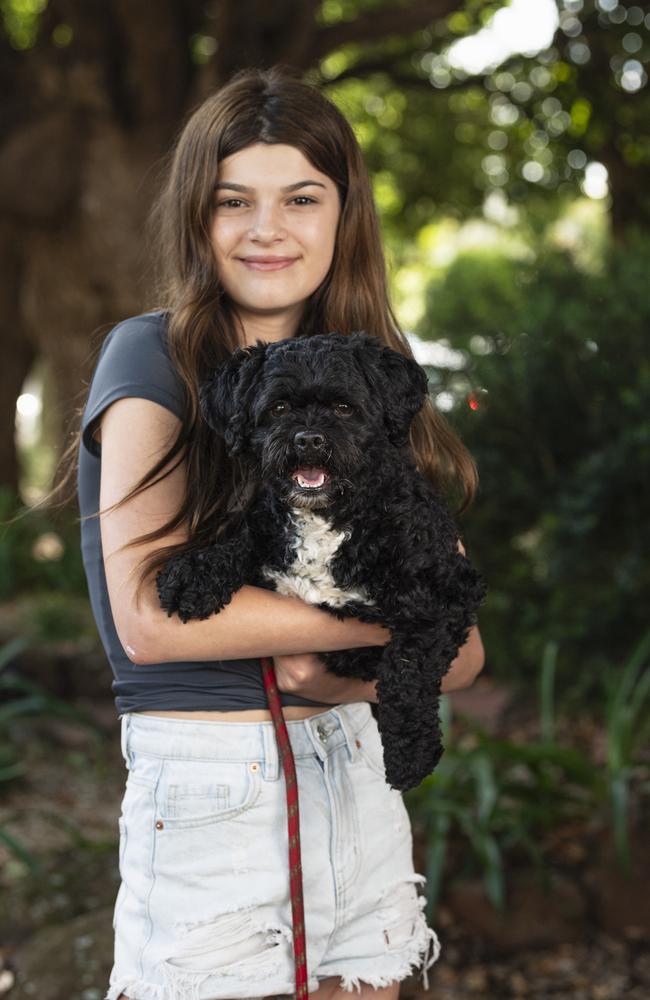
[209,143,341,337]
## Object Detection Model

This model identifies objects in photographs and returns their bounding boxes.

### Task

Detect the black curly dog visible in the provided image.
[156,332,487,792]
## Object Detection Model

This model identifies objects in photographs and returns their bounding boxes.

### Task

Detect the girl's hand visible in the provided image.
[273,652,378,704]
[272,652,322,693]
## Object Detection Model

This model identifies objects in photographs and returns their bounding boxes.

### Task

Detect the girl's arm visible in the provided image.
[281,540,485,703]
[440,622,485,691]
[278,622,484,704]
[141,584,389,664]
[99,397,390,667]
[441,538,485,689]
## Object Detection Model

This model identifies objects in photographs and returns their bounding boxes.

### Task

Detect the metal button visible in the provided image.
[155,820,164,830]
[316,724,330,742]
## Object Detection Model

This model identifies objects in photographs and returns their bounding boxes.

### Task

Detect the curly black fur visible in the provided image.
[156,331,487,792]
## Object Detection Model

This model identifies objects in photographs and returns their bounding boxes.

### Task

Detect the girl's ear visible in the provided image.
[348,331,429,447]
[199,341,268,455]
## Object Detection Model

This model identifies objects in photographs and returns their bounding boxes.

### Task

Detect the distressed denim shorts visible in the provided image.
[105,702,441,1000]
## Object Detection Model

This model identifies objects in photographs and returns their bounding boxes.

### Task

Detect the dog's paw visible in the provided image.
[156,552,231,623]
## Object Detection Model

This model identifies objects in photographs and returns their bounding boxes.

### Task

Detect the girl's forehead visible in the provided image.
[217,143,332,187]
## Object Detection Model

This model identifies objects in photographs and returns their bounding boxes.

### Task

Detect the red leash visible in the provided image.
[259,655,309,1000]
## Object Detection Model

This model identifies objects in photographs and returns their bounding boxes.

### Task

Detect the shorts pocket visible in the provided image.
[156,758,262,830]
[165,781,230,818]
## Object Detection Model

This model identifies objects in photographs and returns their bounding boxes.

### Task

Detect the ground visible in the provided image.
[0,674,648,999]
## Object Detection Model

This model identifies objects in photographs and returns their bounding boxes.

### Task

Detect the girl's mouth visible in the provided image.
[239,258,297,271]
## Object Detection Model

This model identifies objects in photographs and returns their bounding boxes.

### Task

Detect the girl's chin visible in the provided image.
[226,287,320,313]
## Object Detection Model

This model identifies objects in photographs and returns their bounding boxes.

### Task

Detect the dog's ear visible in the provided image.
[199,341,268,456]
[378,347,430,446]
[348,331,429,447]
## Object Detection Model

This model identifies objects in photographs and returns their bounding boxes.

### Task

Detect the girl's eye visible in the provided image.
[216,197,317,208]
[270,402,290,417]
[334,403,353,416]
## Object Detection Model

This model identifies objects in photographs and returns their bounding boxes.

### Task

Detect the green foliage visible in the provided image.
[603,626,650,873]
[0,487,87,600]
[407,694,596,915]
[17,590,97,643]
[0,636,101,871]
[479,2,650,230]
[326,73,495,247]
[0,0,47,50]
[419,228,650,691]
[406,633,650,918]
[317,1,650,241]
[318,0,391,26]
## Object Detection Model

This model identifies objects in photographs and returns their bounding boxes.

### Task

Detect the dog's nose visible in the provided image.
[294,430,325,451]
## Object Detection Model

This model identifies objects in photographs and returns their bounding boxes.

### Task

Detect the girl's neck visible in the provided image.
[236,304,306,347]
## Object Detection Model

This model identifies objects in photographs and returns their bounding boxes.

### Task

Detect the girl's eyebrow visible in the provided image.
[214,180,327,193]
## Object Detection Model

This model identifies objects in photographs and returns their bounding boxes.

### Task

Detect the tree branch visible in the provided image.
[314,0,465,60]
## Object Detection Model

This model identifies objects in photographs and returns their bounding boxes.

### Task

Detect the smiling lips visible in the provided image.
[239,257,297,271]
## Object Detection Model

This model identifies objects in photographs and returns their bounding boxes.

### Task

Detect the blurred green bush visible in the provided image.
[0,487,87,601]
[405,629,650,918]
[0,636,104,873]
[419,227,650,696]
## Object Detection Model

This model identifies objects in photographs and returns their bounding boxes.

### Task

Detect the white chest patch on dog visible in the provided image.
[261,509,376,608]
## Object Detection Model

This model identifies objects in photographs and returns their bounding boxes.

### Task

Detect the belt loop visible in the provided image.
[262,722,280,781]
[119,713,132,769]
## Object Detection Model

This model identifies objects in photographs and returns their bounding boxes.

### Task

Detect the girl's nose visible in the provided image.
[248,203,286,240]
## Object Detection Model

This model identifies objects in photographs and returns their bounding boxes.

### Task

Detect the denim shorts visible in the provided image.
[105,702,441,1000]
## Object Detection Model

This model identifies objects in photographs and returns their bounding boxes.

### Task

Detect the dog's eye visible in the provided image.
[334,403,353,417]
[269,402,290,417]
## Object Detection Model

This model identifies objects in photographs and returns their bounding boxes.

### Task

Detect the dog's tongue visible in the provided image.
[294,469,325,483]
[293,467,325,483]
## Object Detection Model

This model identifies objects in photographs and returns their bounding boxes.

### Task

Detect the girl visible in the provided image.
[72,66,485,1000]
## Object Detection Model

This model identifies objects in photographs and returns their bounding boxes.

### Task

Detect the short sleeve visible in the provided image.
[81,313,186,458]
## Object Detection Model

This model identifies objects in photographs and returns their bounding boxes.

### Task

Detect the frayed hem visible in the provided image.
[318,899,442,995]
[104,978,320,1000]
[319,923,441,995]
[104,979,166,1000]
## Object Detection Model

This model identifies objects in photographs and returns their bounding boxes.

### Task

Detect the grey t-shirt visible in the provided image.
[77,309,331,716]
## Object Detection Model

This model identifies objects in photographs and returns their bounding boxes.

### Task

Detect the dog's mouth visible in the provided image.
[289,466,331,490]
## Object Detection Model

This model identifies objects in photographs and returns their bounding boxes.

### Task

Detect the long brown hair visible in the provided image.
[20,64,478,609]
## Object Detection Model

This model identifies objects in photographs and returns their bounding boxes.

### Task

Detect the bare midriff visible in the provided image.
[138,706,333,722]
